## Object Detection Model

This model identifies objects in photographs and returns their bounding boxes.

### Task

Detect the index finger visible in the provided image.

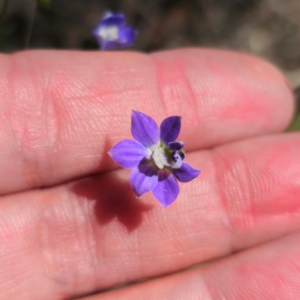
[0,49,294,194]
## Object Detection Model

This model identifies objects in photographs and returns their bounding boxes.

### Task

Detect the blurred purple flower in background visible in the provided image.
[93,12,137,50]
[108,111,200,208]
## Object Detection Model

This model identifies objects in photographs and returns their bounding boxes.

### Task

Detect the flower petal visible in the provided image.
[168,141,184,151]
[129,165,158,197]
[152,171,179,208]
[160,116,181,144]
[108,139,150,169]
[102,11,114,20]
[119,27,137,47]
[101,13,125,27]
[172,162,201,182]
[131,110,159,147]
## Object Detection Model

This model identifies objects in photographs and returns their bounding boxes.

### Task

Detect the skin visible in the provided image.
[0,48,299,300]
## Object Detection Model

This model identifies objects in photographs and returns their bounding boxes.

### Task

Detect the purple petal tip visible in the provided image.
[160,116,182,145]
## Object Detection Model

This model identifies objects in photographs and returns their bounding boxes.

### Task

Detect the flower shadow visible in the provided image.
[71,171,153,232]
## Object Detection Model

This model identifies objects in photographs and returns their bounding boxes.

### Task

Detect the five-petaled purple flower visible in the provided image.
[108,111,200,208]
[93,12,137,50]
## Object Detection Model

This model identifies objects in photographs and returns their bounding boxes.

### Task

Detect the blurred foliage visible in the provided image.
[0,0,299,130]
[289,114,300,131]
[38,0,51,7]
[288,87,300,131]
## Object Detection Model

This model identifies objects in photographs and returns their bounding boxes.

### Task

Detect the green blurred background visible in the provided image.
[0,0,299,129]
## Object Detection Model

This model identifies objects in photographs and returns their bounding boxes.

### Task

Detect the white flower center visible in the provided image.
[151,144,183,170]
[151,146,170,170]
[99,26,119,41]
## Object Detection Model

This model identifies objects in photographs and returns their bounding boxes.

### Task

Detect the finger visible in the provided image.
[82,231,300,300]
[0,49,294,194]
[1,133,300,299]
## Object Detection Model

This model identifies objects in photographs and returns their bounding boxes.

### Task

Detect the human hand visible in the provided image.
[0,49,298,300]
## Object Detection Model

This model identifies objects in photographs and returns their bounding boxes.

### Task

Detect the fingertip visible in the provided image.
[152,48,295,147]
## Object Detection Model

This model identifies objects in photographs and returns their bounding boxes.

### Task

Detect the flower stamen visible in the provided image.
[151,146,170,169]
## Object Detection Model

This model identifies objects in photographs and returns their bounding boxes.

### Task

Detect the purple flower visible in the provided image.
[92,12,137,50]
[108,111,200,208]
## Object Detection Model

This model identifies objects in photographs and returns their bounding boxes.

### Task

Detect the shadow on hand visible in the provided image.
[71,171,153,232]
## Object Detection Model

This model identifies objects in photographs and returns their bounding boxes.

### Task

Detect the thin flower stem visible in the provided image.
[24,0,37,49]
[0,0,9,23]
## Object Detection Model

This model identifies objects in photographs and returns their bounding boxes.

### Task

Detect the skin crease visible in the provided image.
[0,49,299,299]
[81,232,300,300]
